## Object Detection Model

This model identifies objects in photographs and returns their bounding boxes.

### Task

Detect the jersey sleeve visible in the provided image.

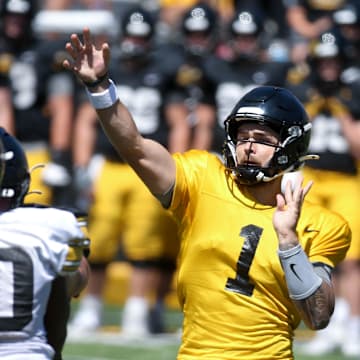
[42,208,89,275]
[171,150,211,220]
[300,206,351,268]
[9,207,88,275]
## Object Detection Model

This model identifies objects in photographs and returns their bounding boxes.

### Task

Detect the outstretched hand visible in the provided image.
[273,175,313,249]
[63,28,111,84]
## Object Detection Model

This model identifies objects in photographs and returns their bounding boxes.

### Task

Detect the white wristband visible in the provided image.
[278,244,323,300]
[85,79,119,109]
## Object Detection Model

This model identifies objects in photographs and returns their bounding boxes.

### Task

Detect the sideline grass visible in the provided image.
[64,342,351,360]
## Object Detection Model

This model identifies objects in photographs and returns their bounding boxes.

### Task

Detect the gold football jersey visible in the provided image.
[170,150,351,360]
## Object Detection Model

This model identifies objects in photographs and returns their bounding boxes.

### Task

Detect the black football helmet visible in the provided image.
[0,0,37,18]
[0,0,37,42]
[310,30,346,60]
[228,8,264,61]
[333,1,360,27]
[181,3,218,56]
[229,8,263,37]
[223,86,315,185]
[119,6,155,60]
[0,127,30,209]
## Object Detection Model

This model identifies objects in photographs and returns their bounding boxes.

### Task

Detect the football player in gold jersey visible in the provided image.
[63,29,351,359]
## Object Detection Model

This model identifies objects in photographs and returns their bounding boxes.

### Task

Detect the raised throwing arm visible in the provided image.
[63,28,176,197]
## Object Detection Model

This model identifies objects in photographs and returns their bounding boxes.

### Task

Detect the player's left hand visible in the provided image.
[273,175,313,249]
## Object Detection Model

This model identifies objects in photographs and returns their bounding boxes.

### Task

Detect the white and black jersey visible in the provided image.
[0,206,85,359]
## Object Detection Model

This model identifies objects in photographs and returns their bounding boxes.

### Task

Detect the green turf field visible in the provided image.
[63,343,353,360]
[63,304,355,360]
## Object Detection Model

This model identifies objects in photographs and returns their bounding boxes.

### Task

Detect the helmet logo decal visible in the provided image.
[288,126,302,137]
[232,12,257,34]
[126,12,151,37]
[314,32,339,57]
[1,188,15,198]
[277,155,289,165]
[184,7,210,32]
[3,151,14,161]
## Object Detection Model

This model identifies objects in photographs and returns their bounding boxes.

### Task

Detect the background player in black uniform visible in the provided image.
[286,30,360,357]
[0,0,76,208]
[332,0,360,69]
[283,0,346,64]
[201,6,290,155]
[165,2,219,151]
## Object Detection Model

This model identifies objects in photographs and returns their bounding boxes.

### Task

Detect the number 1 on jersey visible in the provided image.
[225,224,262,297]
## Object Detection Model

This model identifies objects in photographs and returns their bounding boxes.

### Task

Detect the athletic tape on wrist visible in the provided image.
[83,72,108,88]
[85,79,119,109]
[278,244,323,300]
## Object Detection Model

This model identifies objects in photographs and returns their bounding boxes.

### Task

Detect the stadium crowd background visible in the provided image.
[0,0,359,357]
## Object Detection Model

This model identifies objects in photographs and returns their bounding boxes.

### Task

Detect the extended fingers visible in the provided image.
[293,176,304,202]
[83,28,92,51]
[290,177,313,205]
[102,43,111,66]
[65,41,77,60]
[70,33,84,51]
[66,29,91,58]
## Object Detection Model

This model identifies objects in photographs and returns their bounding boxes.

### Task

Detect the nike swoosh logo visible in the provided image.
[290,263,302,281]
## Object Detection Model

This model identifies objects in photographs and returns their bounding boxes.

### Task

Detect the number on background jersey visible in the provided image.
[309,115,349,153]
[0,247,33,330]
[10,62,37,110]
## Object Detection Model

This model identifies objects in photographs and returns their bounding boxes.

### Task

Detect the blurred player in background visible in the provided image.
[283,0,344,64]
[0,127,90,359]
[0,0,76,207]
[286,30,360,357]
[332,0,360,68]
[165,2,219,151]
[69,6,184,336]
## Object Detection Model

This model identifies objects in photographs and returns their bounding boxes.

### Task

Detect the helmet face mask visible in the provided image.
[119,36,151,61]
[223,86,312,185]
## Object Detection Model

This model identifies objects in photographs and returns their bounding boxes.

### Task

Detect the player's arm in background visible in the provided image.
[40,40,76,198]
[0,69,15,134]
[45,210,91,360]
[45,256,90,360]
